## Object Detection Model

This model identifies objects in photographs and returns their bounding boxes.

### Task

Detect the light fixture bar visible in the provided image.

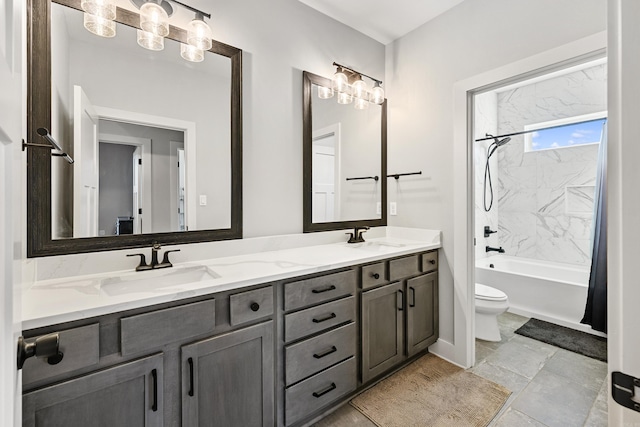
[332,62,382,85]
[168,0,211,19]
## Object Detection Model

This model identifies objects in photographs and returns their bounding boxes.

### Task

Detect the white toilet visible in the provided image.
[475,283,509,342]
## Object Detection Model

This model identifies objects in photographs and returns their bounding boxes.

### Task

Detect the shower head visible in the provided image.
[494,136,511,147]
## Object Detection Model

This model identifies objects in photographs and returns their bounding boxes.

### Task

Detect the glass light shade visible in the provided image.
[83,13,116,38]
[317,85,334,99]
[354,97,369,110]
[371,83,385,104]
[140,1,169,37]
[332,69,349,93]
[181,43,204,62]
[187,18,213,51]
[81,0,115,19]
[352,78,368,100]
[137,29,164,50]
[337,91,353,105]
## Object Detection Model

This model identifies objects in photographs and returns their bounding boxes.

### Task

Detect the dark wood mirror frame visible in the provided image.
[303,71,387,233]
[27,0,243,257]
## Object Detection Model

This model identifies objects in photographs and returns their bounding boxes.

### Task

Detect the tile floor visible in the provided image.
[314,312,608,427]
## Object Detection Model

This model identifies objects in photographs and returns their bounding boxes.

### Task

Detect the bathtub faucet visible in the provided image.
[486,246,505,253]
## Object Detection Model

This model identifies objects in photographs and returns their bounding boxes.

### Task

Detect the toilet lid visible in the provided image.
[475,283,507,301]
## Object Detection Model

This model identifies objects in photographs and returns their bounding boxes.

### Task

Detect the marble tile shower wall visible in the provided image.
[474,92,499,261]
[495,64,606,266]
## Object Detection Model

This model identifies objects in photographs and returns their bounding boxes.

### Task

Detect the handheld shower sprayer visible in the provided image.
[483,134,511,212]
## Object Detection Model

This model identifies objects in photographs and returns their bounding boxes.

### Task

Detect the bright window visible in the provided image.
[524,112,607,152]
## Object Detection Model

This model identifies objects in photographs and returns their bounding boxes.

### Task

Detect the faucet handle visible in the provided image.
[161,249,181,266]
[127,253,151,271]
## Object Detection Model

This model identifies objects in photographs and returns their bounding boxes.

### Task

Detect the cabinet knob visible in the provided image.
[429,259,436,265]
[16,333,62,370]
[250,302,260,312]
[371,273,380,280]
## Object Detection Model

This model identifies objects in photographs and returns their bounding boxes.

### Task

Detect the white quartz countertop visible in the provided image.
[22,228,441,330]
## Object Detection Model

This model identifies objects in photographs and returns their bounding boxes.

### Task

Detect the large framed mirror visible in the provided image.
[27,0,242,257]
[303,71,387,233]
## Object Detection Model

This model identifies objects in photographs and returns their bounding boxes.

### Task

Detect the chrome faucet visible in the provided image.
[346,226,369,244]
[486,246,505,253]
[127,243,181,271]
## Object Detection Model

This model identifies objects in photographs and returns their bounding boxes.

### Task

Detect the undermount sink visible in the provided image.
[100,265,220,296]
[34,265,220,297]
[348,241,407,251]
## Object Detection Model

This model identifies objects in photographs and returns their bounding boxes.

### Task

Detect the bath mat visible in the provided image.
[350,354,511,427]
[515,318,607,362]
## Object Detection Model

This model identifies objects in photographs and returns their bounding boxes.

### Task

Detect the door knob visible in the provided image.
[17,333,63,370]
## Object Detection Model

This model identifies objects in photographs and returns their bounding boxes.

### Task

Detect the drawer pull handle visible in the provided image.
[428,259,436,265]
[250,302,260,312]
[398,289,404,311]
[312,285,336,294]
[371,273,380,280]
[312,382,337,398]
[313,346,337,359]
[151,369,158,412]
[312,313,337,323]
[409,286,416,308]
[187,357,194,397]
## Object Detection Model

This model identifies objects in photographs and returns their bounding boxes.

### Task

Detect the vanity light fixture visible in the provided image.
[323,62,385,109]
[139,0,170,37]
[129,0,212,60]
[180,43,204,62]
[81,0,116,37]
[137,29,164,50]
[186,12,213,50]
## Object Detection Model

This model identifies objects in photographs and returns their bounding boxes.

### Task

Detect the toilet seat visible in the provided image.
[475,283,507,302]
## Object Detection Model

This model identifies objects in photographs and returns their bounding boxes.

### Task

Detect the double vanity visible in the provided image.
[21,229,440,426]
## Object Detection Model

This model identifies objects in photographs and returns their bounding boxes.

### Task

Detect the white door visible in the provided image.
[73,85,99,237]
[311,124,341,223]
[1,0,23,423]
[608,1,640,424]
[132,148,142,234]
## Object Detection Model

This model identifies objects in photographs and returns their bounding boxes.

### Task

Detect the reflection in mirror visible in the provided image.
[311,84,381,222]
[303,71,387,233]
[50,2,231,239]
[27,0,242,257]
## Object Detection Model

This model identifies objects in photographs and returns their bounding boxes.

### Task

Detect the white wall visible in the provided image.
[495,65,605,266]
[386,0,606,356]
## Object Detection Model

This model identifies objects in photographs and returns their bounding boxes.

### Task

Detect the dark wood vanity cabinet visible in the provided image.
[22,353,164,427]
[181,321,274,427]
[21,248,438,427]
[361,250,439,384]
[21,285,275,427]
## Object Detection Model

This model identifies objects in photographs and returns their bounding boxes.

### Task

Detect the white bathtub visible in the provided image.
[475,255,602,335]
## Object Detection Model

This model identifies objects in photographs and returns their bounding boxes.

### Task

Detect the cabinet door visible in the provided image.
[407,272,438,357]
[22,353,163,427]
[181,321,274,427]
[361,281,404,384]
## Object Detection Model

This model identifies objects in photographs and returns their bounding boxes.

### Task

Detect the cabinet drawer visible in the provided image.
[284,270,356,311]
[389,255,420,281]
[285,296,355,343]
[230,286,273,326]
[361,262,387,290]
[285,322,356,386]
[421,251,438,272]
[121,299,215,356]
[22,323,100,386]
[285,357,357,426]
